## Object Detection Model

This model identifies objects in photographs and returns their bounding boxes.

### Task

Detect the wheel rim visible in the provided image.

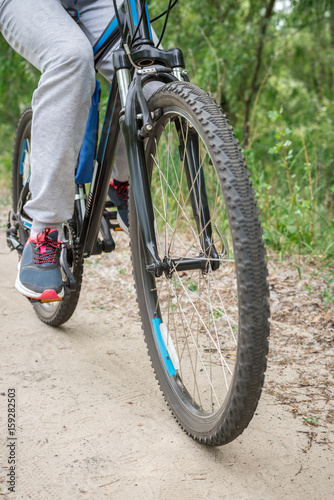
[144,106,239,416]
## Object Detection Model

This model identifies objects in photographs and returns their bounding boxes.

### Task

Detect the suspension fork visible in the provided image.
[117,67,164,276]
[116,63,220,276]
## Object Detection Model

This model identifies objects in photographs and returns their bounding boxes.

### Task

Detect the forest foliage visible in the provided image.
[0,0,333,293]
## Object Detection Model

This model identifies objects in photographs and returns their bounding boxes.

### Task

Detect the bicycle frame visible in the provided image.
[79,0,185,260]
[75,0,219,276]
[6,1,270,445]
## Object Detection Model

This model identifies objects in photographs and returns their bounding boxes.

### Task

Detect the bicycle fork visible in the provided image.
[116,64,220,277]
[118,69,164,275]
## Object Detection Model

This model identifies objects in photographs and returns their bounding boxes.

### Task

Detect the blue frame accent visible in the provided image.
[93,17,118,54]
[152,318,177,377]
[75,80,101,185]
[19,139,28,175]
[130,0,139,26]
[145,2,153,40]
[24,171,31,188]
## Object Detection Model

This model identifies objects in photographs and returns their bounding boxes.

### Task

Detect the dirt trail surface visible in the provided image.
[0,193,333,500]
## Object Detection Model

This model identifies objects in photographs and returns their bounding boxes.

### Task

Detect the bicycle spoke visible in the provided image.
[147,113,241,411]
[131,82,269,444]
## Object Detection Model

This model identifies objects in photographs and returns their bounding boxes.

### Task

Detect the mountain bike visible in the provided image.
[6,0,270,446]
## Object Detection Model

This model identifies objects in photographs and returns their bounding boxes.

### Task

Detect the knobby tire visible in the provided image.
[129,81,270,446]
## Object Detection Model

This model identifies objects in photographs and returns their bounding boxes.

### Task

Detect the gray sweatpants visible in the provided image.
[0,0,128,236]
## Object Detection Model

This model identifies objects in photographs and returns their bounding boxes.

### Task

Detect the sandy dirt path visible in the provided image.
[0,209,332,499]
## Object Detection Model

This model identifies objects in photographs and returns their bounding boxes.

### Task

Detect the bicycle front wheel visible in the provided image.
[130,81,270,446]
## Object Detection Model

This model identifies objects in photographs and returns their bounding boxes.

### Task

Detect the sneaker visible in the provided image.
[108,179,129,233]
[15,227,65,301]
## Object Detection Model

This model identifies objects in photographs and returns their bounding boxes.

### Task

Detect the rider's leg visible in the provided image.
[0,0,95,298]
[0,0,96,237]
[74,0,129,183]
[75,0,160,232]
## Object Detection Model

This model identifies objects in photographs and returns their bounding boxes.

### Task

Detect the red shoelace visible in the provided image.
[114,181,129,202]
[34,227,64,265]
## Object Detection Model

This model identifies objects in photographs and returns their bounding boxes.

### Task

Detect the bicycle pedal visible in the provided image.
[6,227,23,254]
[104,200,116,209]
[107,222,123,231]
[40,298,63,303]
[103,210,123,232]
[28,296,63,304]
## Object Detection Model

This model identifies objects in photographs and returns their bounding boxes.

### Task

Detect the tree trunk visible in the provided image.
[243,0,276,147]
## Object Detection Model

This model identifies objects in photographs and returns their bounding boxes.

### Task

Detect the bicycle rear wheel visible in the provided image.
[12,107,84,326]
[130,82,270,445]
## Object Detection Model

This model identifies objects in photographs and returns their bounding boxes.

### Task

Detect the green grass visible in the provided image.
[0,125,13,190]
[0,100,333,306]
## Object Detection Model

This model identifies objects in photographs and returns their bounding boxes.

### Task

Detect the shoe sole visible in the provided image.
[117,213,129,234]
[15,266,64,301]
